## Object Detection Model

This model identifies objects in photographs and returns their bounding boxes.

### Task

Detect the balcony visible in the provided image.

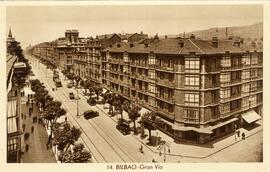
[156,93,175,104]
[156,107,174,118]
[156,66,174,73]
[137,74,148,81]
[156,78,175,88]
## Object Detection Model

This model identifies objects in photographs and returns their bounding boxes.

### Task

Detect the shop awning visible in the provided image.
[241,110,261,124]
[173,118,238,134]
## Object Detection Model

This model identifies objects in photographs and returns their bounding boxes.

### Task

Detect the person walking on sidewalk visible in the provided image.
[31,126,34,133]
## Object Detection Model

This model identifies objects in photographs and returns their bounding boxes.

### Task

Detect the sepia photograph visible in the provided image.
[5,3,264,165]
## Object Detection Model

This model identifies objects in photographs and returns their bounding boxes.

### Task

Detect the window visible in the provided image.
[242,55,250,65]
[251,54,258,65]
[184,109,199,122]
[185,57,200,73]
[242,83,250,94]
[148,84,156,93]
[149,70,156,80]
[220,72,230,83]
[185,75,199,89]
[241,70,250,80]
[220,103,230,114]
[149,58,156,65]
[123,53,128,61]
[221,56,231,67]
[230,100,240,111]
[220,88,230,99]
[250,69,258,79]
[184,92,199,106]
[242,97,249,108]
[7,138,18,152]
[249,95,257,106]
[250,82,257,92]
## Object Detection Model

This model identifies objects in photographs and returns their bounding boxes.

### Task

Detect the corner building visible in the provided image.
[101,36,263,143]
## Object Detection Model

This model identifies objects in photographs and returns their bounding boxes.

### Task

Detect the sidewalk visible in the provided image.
[20,96,56,163]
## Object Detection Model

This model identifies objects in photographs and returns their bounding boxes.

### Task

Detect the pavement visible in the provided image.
[20,95,56,163]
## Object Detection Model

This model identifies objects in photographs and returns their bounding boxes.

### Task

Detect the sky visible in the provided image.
[6,5,263,49]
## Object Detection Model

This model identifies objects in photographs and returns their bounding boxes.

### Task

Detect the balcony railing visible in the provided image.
[156,78,175,88]
[156,93,175,104]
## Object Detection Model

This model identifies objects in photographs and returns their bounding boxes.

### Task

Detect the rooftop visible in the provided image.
[102,37,262,55]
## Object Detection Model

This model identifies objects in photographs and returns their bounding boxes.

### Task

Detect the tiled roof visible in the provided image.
[102,37,262,55]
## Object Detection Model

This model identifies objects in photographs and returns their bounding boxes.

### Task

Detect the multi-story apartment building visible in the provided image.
[100,35,263,143]
[86,34,121,85]
[7,29,28,162]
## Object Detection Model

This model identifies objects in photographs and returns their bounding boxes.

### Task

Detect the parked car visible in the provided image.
[69,92,75,99]
[83,110,99,120]
[116,119,130,135]
[55,79,62,87]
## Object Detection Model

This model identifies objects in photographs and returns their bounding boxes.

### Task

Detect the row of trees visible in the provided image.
[30,79,91,163]
[101,92,159,144]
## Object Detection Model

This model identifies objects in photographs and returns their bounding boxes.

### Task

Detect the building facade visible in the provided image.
[101,36,263,143]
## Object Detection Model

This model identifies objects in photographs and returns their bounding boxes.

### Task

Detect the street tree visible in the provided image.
[141,112,157,144]
[58,143,91,163]
[127,103,141,134]
[53,122,82,152]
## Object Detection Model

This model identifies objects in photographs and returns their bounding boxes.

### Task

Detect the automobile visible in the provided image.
[67,83,73,88]
[116,119,130,135]
[55,79,62,87]
[83,110,99,120]
[69,92,75,99]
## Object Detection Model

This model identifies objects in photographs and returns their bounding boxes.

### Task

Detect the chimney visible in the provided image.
[183,32,185,38]
[140,31,143,35]
[96,35,99,39]
[179,39,184,48]
[226,27,228,38]
[165,35,168,39]
[212,37,218,48]
[190,34,195,39]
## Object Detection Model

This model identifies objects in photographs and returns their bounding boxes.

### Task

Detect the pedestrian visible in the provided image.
[21,113,24,119]
[31,126,34,133]
[237,130,240,137]
[242,132,245,140]
[25,144,29,152]
[22,124,26,132]
[32,117,35,123]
